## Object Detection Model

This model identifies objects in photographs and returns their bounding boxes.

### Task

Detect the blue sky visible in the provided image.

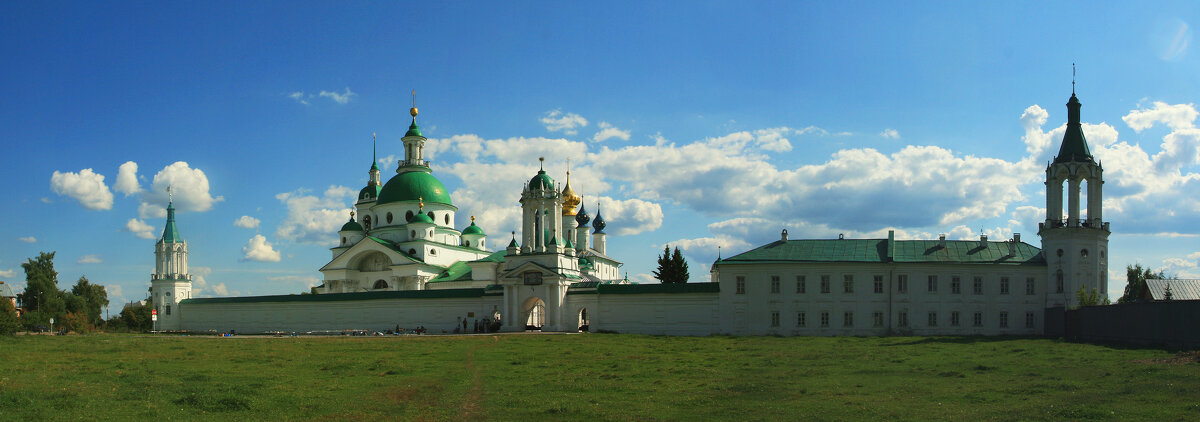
[2,2,1199,316]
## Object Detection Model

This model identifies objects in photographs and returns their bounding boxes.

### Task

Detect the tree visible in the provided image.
[119,302,153,332]
[1075,285,1102,307]
[18,252,64,313]
[0,299,19,335]
[69,275,108,326]
[1118,264,1164,303]
[653,245,691,284]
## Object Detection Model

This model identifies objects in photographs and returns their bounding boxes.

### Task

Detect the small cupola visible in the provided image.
[407,197,436,241]
[461,215,487,250]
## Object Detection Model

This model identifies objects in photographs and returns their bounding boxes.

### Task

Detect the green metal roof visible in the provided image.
[529,170,554,191]
[359,184,381,201]
[1054,94,1095,164]
[567,282,721,295]
[471,250,507,263]
[181,288,486,304]
[429,261,473,283]
[408,212,435,224]
[717,237,1045,266]
[378,171,453,206]
[340,218,363,232]
[462,221,485,236]
[405,120,423,138]
[159,202,182,243]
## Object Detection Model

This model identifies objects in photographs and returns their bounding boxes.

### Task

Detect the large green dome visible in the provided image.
[529,170,554,191]
[378,171,453,205]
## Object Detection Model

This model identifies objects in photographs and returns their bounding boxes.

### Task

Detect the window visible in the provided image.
[386,212,393,224]
[820,275,831,293]
[898,311,909,327]
[843,275,854,293]
[427,211,435,220]
[951,311,960,326]
[1026,278,1035,295]
[797,312,806,327]
[927,312,937,327]
[973,277,983,295]
[165,305,171,315]
[927,275,938,293]
[342,237,347,245]
[872,311,883,327]
[820,312,830,327]
[973,312,983,327]
[873,275,883,293]
[410,230,416,238]
[951,276,961,294]
[1000,277,1010,294]
[1056,270,1064,293]
[735,276,746,294]
[1025,312,1035,329]
[445,214,450,225]
[363,216,372,231]
[897,275,908,293]
[770,311,780,327]
[796,276,806,293]
[374,279,389,289]
[770,276,781,294]
[843,312,854,327]
[999,311,1009,328]
[405,211,414,221]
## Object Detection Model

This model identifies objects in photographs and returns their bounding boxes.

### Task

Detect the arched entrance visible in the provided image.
[578,307,590,332]
[523,297,545,331]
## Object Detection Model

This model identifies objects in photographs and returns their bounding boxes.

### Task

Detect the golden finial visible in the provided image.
[350,210,356,219]
[419,196,424,211]
[471,215,476,223]
[539,156,545,171]
[410,89,418,117]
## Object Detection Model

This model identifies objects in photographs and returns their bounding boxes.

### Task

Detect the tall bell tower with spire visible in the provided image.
[1039,74,1109,307]
[152,188,193,331]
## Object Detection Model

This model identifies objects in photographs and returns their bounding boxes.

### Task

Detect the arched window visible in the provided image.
[1056,270,1064,293]
[410,230,416,238]
[341,237,347,245]
[408,249,417,255]
[406,210,414,221]
[364,216,372,231]
[373,279,388,289]
[427,211,434,220]
[1056,249,1063,258]
[444,214,450,224]
[386,212,393,224]
[465,240,471,247]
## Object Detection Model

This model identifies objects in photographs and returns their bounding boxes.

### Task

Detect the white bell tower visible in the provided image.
[151,196,193,331]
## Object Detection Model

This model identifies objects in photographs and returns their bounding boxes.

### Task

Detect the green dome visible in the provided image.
[463,221,485,236]
[405,121,423,138]
[340,219,363,232]
[408,212,435,224]
[358,184,381,202]
[378,171,453,205]
[529,170,554,191]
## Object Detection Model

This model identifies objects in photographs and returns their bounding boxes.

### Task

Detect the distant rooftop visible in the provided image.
[1146,279,1200,301]
[717,232,1044,266]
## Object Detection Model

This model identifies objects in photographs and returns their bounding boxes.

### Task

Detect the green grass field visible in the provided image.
[0,333,1197,421]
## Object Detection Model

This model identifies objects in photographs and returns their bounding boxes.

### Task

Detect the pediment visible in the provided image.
[320,237,421,272]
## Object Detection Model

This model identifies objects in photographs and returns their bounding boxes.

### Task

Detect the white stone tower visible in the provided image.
[520,157,564,254]
[152,200,192,331]
[1039,90,1109,307]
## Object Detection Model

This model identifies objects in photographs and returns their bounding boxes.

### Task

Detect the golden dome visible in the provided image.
[410,107,418,117]
[561,171,581,216]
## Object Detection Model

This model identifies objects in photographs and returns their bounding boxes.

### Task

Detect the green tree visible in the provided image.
[18,252,64,314]
[119,302,153,332]
[1118,264,1163,304]
[1075,285,1102,307]
[0,299,19,335]
[653,245,691,284]
[69,276,108,325]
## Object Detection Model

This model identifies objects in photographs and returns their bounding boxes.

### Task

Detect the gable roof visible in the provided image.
[1146,279,1200,301]
[718,235,1045,266]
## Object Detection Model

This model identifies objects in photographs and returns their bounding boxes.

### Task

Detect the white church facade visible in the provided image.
[166,90,1108,336]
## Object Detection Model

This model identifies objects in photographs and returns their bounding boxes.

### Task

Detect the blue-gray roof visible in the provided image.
[1146,279,1200,301]
[0,282,14,297]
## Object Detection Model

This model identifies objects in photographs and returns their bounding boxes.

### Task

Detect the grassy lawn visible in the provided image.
[0,334,1197,421]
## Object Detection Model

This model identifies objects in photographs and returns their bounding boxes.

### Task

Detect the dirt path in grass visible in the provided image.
[459,336,499,420]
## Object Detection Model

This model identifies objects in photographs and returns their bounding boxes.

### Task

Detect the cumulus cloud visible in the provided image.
[288,91,309,105]
[138,162,223,218]
[77,255,102,264]
[18,236,36,243]
[125,218,157,239]
[594,196,663,236]
[592,122,631,142]
[318,87,356,104]
[233,216,260,229]
[0,269,15,278]
[104,284,122,301]
[541,110,588,135]
[1123,101,1197,132]
[50,168,114,210]
[275,186,355,245]
[40,197,52,204]
[114,161,141,196]
[242,234,282,262]
[880,128,900,139]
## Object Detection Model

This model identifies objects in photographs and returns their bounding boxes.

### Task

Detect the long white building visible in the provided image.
[166,89,1107,336]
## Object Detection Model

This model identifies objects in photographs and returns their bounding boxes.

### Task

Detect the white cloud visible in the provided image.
[541,110,588,135]
[18,236,36,243]
[288,91,309,105]
[138,161,223,218]
[114,161,141,196]
[40,197,52,204]
[242,234,282,262]
[125,218,156,239]
[880,128,900,139]
[0,269,15,278]
[318,87,356,105]
[275,186,355,245]
[1123,101,1196,132]
[233,216,260,229]
[50,168,114,210]
[592,122,631,142]
[752,127,793,152]
[377,154,399,172]
[594,196,663,236]
[104,284,122,300]
[77,255,102,264]
[266,275,321,288]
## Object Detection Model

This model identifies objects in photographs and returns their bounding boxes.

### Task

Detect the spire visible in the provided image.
[160,201,182,243]
[1054,69,1094,164]
[371,132,379,171]
[405,90,423,138]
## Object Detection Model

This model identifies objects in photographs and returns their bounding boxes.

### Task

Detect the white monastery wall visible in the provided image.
[181,295,503,334]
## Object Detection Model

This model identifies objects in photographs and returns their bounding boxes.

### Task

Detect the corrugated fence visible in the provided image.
[1046,301,1200,349]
